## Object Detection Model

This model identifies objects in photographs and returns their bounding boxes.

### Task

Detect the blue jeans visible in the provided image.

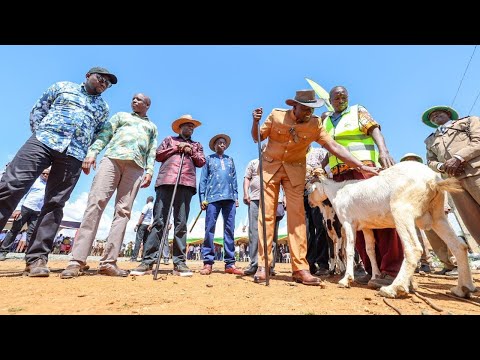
[202,200,236,267]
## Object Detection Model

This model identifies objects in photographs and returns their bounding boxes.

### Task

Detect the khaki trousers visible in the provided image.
[424,229,456,270]
[69,157,143,268]
[451,174,480,244]
[258,165,308,272]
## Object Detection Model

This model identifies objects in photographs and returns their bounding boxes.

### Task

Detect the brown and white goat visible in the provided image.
[307,161,476,298]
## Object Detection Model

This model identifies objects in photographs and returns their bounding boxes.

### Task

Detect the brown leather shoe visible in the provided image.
[60,264,90,279]
[292,270,325,287]
[254,266,266,283]
[97,264,129,277]
[24,258,50,277]
[199,264,213,275]
[225,265,244,275]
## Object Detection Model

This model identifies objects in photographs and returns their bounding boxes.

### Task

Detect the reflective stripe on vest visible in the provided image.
[324,105,379,169]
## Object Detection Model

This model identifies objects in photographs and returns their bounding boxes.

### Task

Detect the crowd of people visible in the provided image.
[0,66,478,292]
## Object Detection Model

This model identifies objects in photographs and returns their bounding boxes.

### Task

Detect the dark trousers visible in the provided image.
[304,195,331,273]
[142,185,194,266]
[0,135,82,264]
[131,224,149,260]
[0,206,39,253]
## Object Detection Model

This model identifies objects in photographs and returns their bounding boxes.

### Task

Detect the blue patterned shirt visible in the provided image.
[29,81,109,161]
[199,154,238,204]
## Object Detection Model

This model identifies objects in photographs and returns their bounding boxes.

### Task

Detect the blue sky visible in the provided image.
[1,45,478,243]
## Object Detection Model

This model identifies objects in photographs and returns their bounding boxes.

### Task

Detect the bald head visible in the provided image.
[131,93,151,117]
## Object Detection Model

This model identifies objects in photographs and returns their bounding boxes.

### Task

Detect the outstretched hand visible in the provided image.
[378,152,395,169]
[358,165,380,176]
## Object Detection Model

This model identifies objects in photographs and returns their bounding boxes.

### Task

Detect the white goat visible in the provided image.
[316,198,346,274]
[307,161,476,299]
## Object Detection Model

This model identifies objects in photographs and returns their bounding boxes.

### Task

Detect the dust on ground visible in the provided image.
[0,258,479,315]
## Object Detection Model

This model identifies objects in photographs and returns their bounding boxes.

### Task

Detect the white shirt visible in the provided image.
[16,176,47,212]
[141,202,154,225]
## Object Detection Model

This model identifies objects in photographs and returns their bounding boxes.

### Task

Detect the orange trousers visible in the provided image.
[257,166,308,272]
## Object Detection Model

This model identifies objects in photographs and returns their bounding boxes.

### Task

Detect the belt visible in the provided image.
[331,161,376,175]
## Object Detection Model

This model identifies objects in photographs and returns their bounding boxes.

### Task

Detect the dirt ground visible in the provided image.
[0,258,479,315]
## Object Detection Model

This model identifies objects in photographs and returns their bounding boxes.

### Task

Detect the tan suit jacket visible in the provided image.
[259,109,331,187]
[425,116,480,179]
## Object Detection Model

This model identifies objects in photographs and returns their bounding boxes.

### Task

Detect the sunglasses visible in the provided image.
[42,172,49,176]
[95,73,112,88]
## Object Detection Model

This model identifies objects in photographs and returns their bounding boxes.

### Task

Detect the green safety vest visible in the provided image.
[324,105,379,169]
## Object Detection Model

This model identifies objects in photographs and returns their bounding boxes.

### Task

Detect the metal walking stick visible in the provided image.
[153,152,185,280]
[257,119,270,286]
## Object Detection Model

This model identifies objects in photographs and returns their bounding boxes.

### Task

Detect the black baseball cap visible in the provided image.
[87,66,118,84]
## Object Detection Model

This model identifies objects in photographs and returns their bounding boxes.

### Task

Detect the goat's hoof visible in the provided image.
[378,285,397,298]
[450,285,470,298]
[338,278,351,288]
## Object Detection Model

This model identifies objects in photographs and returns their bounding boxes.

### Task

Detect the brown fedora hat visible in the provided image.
[171,114,202,134]
[209,133,231,152]
[285,89,325,108]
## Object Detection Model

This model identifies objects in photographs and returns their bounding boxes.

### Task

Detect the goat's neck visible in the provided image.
[322,178,357,202]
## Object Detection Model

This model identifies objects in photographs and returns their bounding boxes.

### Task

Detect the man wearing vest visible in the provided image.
[423,105,480,246]
[251,89,378,286]
[323,86,403,288]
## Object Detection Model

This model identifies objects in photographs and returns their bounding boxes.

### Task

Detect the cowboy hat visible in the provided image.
[285,89,325,108]
[209,134,231,152]
[421,105,459,128]
[400,153,423,164]
[171,114,202,134]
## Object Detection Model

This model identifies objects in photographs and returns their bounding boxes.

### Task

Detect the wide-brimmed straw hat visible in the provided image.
[285,89,325,108]
[209,134,231,151]
[171,114,202,134]
[421,105,459,128]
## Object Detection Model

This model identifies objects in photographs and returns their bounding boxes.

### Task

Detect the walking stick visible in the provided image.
[153,152,185,280]
[189,201,208,233]
[257,120,270,286]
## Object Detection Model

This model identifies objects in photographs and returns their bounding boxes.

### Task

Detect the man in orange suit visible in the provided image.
[251,89,378,286]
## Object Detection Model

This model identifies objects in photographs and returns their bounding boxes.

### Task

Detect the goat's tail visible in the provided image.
[428,177,463,194]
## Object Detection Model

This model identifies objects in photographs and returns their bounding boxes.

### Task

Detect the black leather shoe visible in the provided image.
[243,266,257,276]
[314,268,331,276]
[354,274,372,285]
[24,258,50,277]
[415,263,432,273]
[434,268,454,275]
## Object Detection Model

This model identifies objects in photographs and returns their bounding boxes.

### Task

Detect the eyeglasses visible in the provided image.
[289,127,299,143]
[95,73,112,88]
[42,172,49,176]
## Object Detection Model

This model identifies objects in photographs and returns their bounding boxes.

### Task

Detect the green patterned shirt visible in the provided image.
[86,112,158,176]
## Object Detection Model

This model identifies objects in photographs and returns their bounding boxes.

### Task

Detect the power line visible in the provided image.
[451,45,477,107]
[468,90,480,115]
